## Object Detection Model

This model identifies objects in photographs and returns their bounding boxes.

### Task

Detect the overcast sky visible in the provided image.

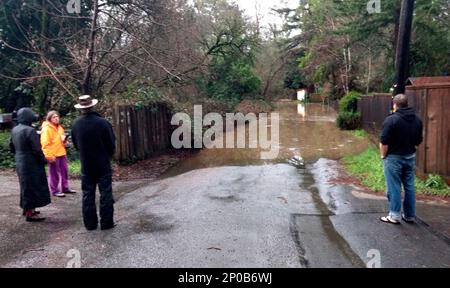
[234,0,299,29]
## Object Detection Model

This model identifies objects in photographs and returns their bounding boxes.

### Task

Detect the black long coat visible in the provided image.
[10,108,51,210]
[71,111,116,176]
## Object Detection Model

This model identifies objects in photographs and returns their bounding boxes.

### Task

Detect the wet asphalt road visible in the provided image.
[1,102,449,267]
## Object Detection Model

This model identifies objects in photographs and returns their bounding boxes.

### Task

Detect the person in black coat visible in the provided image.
[71,95,116,230]
[10,108,51,222]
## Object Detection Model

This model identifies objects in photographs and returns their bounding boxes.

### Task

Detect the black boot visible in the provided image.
[101,223,116,230]
[26,215,46,222]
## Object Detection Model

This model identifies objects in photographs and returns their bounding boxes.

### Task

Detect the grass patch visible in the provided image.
[343,146,385,191]
[0,131,15,168]
[350,129,367,138]
[68,160,81,177]
[0,131,10,143]
[343,146,450,197]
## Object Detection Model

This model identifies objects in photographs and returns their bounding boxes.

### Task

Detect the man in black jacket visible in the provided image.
[379,94,423,224]
[71,95,116,230]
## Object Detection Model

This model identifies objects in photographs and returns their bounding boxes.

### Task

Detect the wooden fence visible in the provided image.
[358,93,392,130]
[309,93,326,103]
[112,103,171,163]
[407,82,450,183]
[357,80,450,183]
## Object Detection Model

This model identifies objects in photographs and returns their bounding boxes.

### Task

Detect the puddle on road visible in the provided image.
[295,164,366,267]
[134,213,176,234]
[162,101,370,178]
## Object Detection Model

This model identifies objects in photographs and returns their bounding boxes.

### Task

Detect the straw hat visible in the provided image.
[74,95,98,109]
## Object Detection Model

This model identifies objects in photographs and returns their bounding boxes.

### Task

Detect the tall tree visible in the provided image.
[277,0,449,98]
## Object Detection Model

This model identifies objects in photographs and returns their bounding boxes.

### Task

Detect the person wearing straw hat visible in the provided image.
[71,95,116,230]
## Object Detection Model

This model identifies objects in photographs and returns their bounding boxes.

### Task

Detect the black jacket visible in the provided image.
[380,107,423,156]
[71,111,116,176]
[10,108,51,209]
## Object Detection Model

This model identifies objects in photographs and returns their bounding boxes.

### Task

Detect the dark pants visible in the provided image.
[81,173,114,230]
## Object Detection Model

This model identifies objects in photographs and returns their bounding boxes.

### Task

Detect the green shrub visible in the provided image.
[337,91,362,130]
[425,174,448,190]
[337,111,361,130]
[66,144,79,161]
[59,112,77,129]
[0,132,15,168]
[339,91,362,113]
[68,159,81,177]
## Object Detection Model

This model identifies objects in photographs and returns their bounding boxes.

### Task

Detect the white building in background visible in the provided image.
[297,89,307,102]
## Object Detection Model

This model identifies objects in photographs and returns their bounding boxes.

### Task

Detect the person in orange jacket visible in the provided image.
[41,111,76,197]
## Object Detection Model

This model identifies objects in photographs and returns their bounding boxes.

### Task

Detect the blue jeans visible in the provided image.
[383,154,416,221]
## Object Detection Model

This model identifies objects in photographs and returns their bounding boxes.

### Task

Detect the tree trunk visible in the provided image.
[343,48,349,94]
[37,0,50,114]
[366,50,372,95]
[394,0,415,95]
[393,0,402,68]
[82,0,99,95]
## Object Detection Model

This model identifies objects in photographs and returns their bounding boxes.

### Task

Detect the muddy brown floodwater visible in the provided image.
[162,101,370,178]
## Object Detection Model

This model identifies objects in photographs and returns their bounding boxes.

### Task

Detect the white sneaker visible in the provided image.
[402,214,415,223]
[53,192,66,197]
[380,215,400,224]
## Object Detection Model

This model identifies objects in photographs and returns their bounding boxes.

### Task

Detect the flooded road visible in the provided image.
[163,101,370,177]
[2,101,449,268]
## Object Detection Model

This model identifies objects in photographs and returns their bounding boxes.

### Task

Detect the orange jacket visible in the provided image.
[40,121,67,161]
